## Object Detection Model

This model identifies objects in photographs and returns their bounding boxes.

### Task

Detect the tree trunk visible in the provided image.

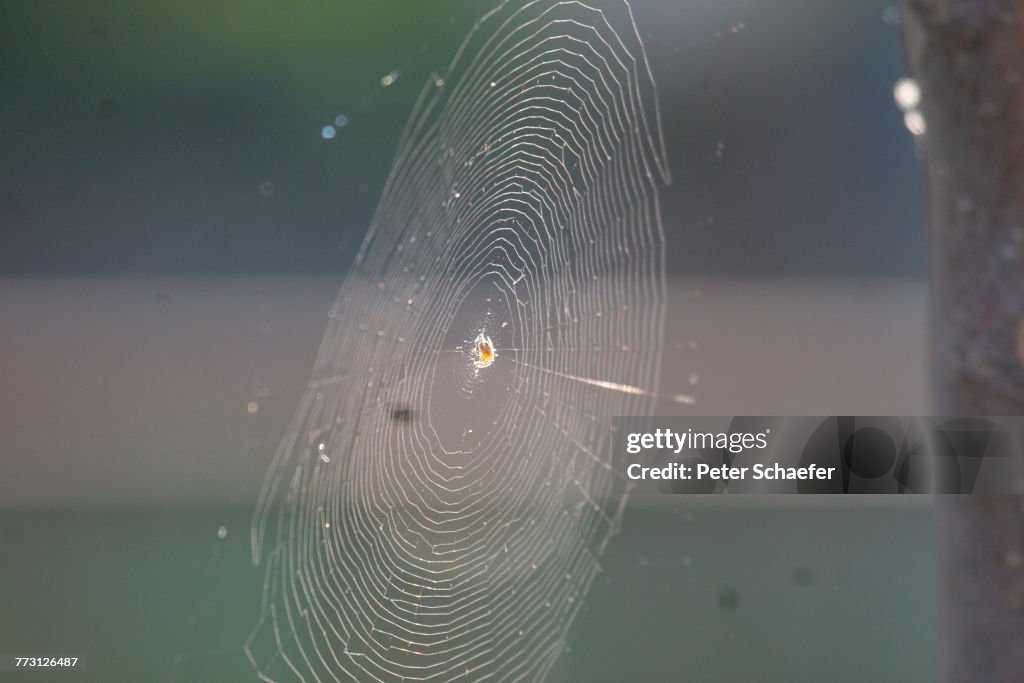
[898,2,1024,680]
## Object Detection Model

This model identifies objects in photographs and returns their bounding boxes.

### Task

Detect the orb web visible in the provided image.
[248,1,670,680]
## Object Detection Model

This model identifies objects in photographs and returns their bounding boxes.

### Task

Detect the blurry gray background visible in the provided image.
[0,1,935,681]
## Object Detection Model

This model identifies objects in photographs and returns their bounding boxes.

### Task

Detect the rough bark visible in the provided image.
[897,1,1024,680]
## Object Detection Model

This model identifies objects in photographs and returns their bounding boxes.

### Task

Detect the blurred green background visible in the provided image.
[2,502,936,682]
[1,0,922,277]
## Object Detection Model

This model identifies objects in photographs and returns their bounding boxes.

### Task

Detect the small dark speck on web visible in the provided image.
[717,586,739,613]
[791,566,816,587]
[390,404,415,424]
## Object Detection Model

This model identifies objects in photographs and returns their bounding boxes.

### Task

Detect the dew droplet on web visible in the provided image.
[893,78,921,111]
[904,110,927,136]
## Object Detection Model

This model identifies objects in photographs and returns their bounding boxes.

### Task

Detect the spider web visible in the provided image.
[248,1,669,680]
